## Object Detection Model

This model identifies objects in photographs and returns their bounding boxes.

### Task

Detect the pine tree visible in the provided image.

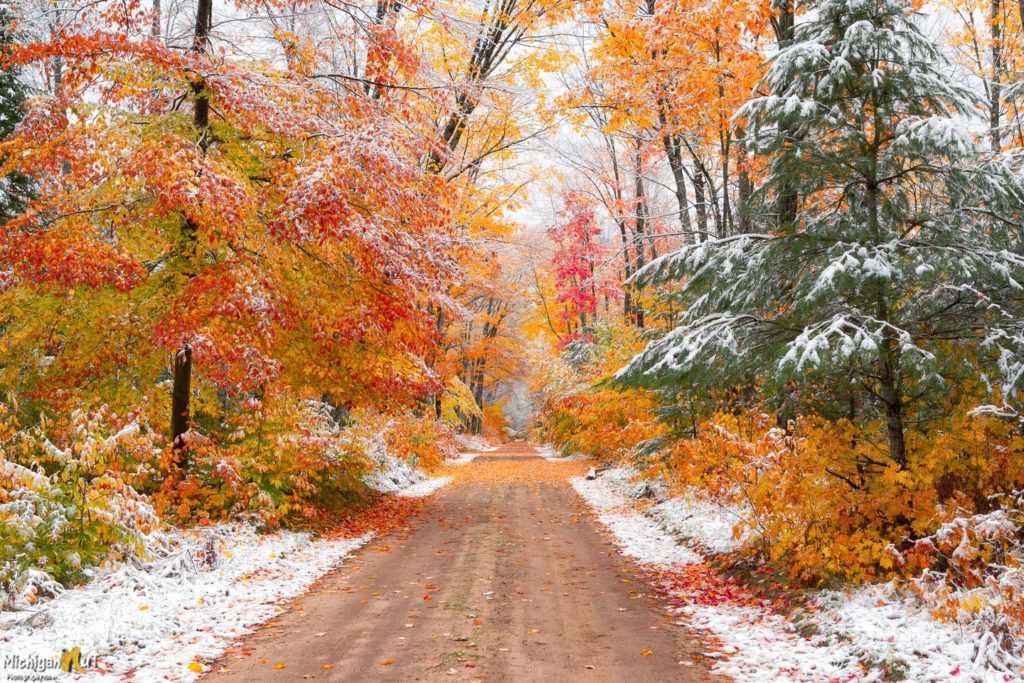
[0,2,31,222]
[615,0,1024,465]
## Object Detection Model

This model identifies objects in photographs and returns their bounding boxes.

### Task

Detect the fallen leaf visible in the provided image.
[641,650,653,656]
[322,663,333,670]
[273,662,287,669]
[139,605,149,612]
[381,659,395,666]
[315,632,327,637]
[187,662,203,673]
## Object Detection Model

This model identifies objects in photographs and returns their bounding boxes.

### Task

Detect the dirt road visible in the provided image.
[208,443,714,682]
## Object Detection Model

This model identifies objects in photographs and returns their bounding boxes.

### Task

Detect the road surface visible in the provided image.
[207,443,715,682]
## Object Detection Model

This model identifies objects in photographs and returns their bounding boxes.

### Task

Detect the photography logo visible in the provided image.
[2,646,97,680]
[59,647,85,673]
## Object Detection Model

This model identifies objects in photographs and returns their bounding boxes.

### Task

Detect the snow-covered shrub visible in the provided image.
[910,495,1024,671]
[455,433,494,452]
[654,409,1024,586]
[0,405,158,605]
[154,402,452,526]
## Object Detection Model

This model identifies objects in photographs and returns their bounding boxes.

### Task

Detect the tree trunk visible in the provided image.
[171,0,213,458]
[877,335,907,467]
[736,126,752,232]
[693,169,708,240]
[772,0,794,45]
[991,0,1003,153]
[617,218,633,319]
[633,145,647,329]
[152,0,161,38]
[171,344,192,451]
[658,108,692,239]
[774,0,798,232]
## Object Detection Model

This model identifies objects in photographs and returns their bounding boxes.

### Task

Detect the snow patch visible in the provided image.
[397,476,451,498]
[455,434,498,452]
[650,496,749,554]
[0,525,370,681]
[574,469,1008,682]
[447,451,480,465]
[571,474,700,567]
[537,443,589,461]
[364,450,428,494]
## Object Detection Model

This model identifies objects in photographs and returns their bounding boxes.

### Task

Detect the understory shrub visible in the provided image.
[0,398,454,601]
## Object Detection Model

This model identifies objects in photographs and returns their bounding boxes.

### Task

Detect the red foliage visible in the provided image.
[547,191,618,343]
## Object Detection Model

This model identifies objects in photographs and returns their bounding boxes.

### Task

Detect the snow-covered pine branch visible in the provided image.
[617,0,1024,464]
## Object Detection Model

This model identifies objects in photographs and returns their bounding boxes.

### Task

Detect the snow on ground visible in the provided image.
[680,603,864,682]
[0,446,452,682]
[573,468,1012,683]
[364,449,429,494]
[813,585,1014,682]
[455,434,499,452]
[396,476,452,497]
[447,452,480,465]
[537,444,589,461]
[0,525,371,682]
[571,475,701,567]
[650,496,748,554]
[364,449,450,496]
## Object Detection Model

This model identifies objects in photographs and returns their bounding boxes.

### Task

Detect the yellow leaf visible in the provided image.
[188,662,204,673]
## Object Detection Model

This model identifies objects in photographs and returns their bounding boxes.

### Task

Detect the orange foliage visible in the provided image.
[653,410,1024,584]
[541,387,665,463]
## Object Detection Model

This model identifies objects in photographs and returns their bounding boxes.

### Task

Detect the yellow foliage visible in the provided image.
[656,409,1024,585]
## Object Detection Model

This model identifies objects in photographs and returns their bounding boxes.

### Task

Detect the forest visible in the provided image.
[1,0,1024,679]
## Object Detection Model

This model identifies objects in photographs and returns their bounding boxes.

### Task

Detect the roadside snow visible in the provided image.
[571,475,701,566]
[364,450,429,494]
[814,584,1012,682]
[364,449,451,497]
[651,496,748,554]
[573,468,1009,683]
[681,604,863,682]
[455,434,498,452]
[537,444,588,461]
[397,476,452,498]
[447,452,480,465]
[0,525,371,682]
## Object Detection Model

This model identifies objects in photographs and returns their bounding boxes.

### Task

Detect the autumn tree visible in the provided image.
[547,191,617,341]
[0,0,455,465]
[616,0,1024,468]
[0,4,31,223]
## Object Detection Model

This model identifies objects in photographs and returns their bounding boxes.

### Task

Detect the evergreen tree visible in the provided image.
[0,2,31,222]
[615,0,1024,465]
